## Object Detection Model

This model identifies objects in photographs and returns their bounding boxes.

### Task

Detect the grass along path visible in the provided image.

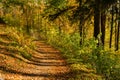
[0,40,70,80]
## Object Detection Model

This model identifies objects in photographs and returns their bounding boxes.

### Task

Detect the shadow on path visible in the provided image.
[0,41,70,79]
[0,66,69,79]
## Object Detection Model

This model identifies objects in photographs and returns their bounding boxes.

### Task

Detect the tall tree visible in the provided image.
[44,0,118,48]
[116,0,120,50]
[79,0,83,45]
[94,0,101,44]
[101,11,106,47]
[109,5,115,48]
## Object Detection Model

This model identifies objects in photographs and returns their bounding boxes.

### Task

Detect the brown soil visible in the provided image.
[0,41,70,80]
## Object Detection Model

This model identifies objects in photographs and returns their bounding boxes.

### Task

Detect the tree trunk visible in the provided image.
[101,12,106,47]
[79,20,83,45]
[94,0,102,74]
[79,0,83,45]
[116,1,120,51]
[109,6,114,48]
[116,19,120,51]
[94,0,101,41]
[115,11,118,51]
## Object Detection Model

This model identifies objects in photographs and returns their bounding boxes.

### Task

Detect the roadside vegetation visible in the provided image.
[0,0,120,79]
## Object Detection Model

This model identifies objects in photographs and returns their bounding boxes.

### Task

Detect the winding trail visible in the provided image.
[0,40,70,80]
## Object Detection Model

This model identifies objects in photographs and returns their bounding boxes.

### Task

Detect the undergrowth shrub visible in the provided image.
[39,29,120,79]
[75,39,120,79]
[0,27,35,59]
[91,49,120,79]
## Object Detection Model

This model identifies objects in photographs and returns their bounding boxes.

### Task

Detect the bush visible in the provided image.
[0,27,34,59]
[39,28,120,79]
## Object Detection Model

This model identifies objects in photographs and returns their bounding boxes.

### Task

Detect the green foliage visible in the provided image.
[39,28,120,79]
[48,0,67,8]
[1,0,32,6]
[91,48,120,76]
[0,0,120,79]
[18,46,32,59]
[0,27,34,59]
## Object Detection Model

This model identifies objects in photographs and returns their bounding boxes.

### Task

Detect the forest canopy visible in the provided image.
[0,0,120,79]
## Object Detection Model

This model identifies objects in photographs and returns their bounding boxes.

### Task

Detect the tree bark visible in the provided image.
[94,0,102,74]
[116,1,120,50]
[101,11,106,47]
[79,0,83,45]
[94,0,101,41]
[116,17,120,50]
[115,11,118,51]
[79,20,83,45]
[109,6,114,48]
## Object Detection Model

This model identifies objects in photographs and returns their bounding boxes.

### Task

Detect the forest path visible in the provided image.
[0,40,70,80]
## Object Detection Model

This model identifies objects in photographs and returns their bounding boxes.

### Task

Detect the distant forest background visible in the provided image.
[0,0,120,79]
